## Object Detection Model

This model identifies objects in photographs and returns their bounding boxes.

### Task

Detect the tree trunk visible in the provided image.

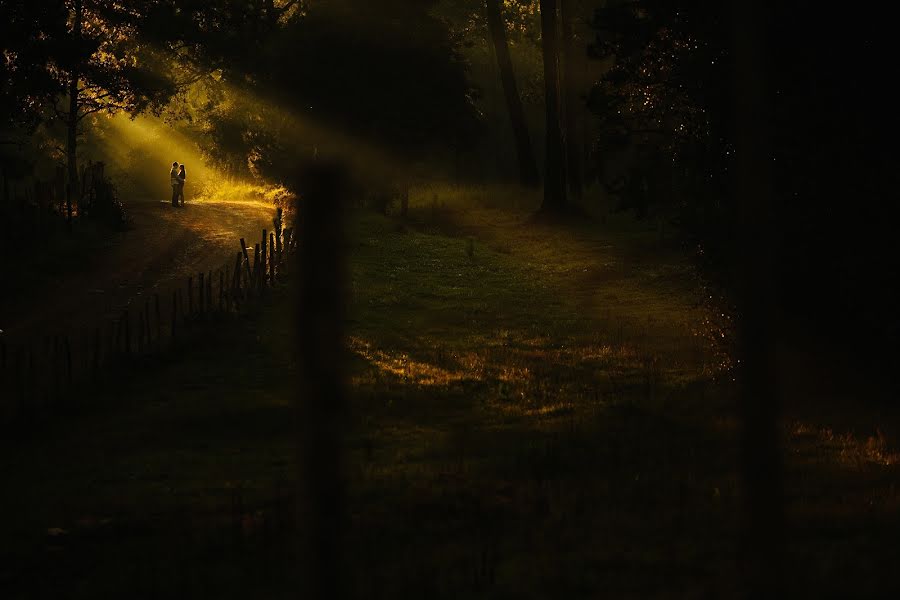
[485,0,540,188]
[66,79,77,225]
[733,0,783,596]
[560,0,583,200]
[65,0,83,231]
[539,0,567,214]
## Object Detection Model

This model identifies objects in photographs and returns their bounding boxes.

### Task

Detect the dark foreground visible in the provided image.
[2,201,899,599]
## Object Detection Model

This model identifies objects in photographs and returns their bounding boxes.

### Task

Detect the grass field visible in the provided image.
[2,186,898,598]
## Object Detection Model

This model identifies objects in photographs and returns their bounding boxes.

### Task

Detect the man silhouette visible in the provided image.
[170,162,180,207]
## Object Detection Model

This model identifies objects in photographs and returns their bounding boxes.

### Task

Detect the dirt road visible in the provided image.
[1,196,275,345]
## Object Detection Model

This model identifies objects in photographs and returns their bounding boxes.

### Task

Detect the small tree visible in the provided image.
[51,0,179,225]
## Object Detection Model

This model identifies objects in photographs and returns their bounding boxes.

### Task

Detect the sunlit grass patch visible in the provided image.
[349,336,469,387]
[195,180,295,210]
[344,198,733,442]
[789,421,900,468]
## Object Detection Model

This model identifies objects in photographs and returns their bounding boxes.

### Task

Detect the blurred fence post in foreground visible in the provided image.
[733,2,784,597]
[294,162,349,599]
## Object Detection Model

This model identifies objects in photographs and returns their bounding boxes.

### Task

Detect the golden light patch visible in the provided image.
[349,337,468,387]
[790,422,900,467]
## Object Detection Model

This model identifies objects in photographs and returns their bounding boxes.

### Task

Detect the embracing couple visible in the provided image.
[170,162,187,207]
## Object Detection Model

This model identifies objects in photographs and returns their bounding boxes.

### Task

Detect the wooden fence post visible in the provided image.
[172,290,178,339]
[253,243,261,295]
[155,294,161,342]
[108,321,116,364]
[188,276,193,317]
[93,326,101,382]
[14,348,23,418]
[123,309,131,356]
[241,238,252,284]
[284,228,293,256]
[274,207,283,269]
[145,301,151,346]
[207,270,213,312]
[138,309,145,353]
[219,269,225,312]
[232,251,243,308]
[261,229,268,286]
[25,349,34,416]
[16,348,25,417]
[269,232,276,286]
[64,336,72,388]
[52,336,60,405]
[199,272,204,315]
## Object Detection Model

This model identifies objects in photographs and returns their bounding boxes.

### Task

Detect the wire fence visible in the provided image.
[0,215,296,426]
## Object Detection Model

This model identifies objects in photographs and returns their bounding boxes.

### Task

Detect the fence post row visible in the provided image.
[262,229,268,287]
[124,310,131,356]
[232,251,243,307]
[3,216,293,422]
[240,238,252,286]
[269,232,276,284]
[155,294,161,342]
[251,244,259,295]
[172,290,178,339]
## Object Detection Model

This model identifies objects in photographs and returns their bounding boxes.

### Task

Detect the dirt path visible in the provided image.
[1,196,274,345]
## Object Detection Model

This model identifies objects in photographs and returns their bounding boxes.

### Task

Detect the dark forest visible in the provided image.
[1,1,898,598]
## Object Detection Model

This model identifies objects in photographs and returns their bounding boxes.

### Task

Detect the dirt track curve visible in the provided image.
[1,196,274,345]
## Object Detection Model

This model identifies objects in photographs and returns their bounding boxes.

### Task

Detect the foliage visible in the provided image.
[163,0,482,187]
[0,0,190,191]
[1,1,184,129]
[437,0,542,42]
[587,1,733,265]
[0,2,68,131]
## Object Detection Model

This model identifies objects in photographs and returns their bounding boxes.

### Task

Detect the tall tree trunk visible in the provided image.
[539,0,567,214]
[560,0,583,200]
[66,0,83,231]
[485,0,540,188]
[734,1,783,596]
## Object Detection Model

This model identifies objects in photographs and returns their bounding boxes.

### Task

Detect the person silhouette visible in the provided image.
[177,164,187,206]
[170,162,180,206]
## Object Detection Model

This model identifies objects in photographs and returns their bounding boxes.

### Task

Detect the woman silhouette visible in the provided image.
[177,164,186,206]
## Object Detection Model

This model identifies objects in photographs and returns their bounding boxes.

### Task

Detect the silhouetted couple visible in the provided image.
[170,162,187,207]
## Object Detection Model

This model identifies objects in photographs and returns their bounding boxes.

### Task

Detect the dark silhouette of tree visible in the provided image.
[62,0,85,226]
[59,1,181,222]
[0,2,67,132]
[2,0,181,225]
[485,0,540,188]
[178,0,480,188]
[560,0,582,200]
[539,0,568,214]
[0,1,68,190]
